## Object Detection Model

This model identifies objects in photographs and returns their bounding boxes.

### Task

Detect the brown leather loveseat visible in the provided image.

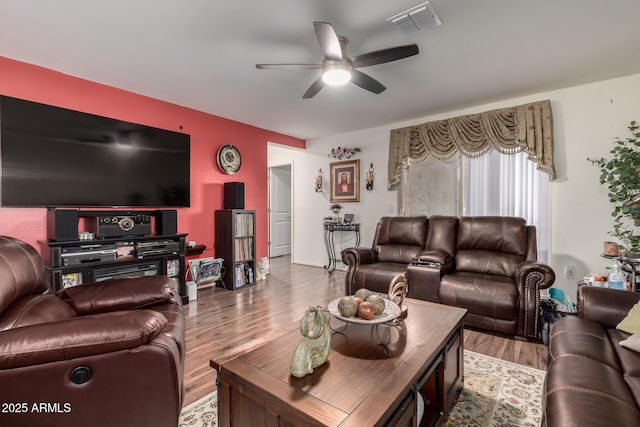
[342,215,555,339]
[543,286,640,426]
[0,236,185,427]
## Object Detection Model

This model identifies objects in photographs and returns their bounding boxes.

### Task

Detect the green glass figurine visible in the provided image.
[290,306,331,378]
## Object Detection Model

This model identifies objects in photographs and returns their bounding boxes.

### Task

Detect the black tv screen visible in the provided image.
[0,96,190,207]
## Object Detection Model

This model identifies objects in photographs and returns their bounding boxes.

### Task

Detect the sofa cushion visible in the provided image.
[57,276,174,315]
[457,216,528,254]
[375,216,427,247]
[455,249,525,277]
[439,272,518,321]
[548,317,620,370]
[0,236,50,314]
[610,328,640,377]
[544,355,640,426]
[377,244,423,264]
[0,294,76,331]
[618,301,640,334]
[374,216,427,263]
[423,216,458,259]
[455,217,527,276]
[620,333,640,354]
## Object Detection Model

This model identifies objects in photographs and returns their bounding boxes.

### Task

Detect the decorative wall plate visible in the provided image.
[216,144,241,174]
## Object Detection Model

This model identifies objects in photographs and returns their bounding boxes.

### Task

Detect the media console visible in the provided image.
[41,209,189,304]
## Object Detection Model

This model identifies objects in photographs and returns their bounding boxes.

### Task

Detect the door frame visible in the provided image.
[268,162,294,260]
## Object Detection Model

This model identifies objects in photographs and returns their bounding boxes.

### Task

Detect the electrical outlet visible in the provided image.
[564,265,576,279]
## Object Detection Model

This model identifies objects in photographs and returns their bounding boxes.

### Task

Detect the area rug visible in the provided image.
[178,350,545,427]
[444,350,545,427]
[179,391,217,427]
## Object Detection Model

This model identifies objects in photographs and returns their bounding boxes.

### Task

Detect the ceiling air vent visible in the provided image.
[387,1,442,36]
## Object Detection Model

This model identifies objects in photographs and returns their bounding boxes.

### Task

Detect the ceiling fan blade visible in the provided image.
[302,76,325,99]
[350,44,419,68]
[313,22,342,61]
[256,64,322,70]
[350,70,386,94]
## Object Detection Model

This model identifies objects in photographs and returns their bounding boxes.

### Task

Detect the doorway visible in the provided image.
[268,164,292,258]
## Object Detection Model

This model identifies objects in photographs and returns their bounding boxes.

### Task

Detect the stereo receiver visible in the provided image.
[86,215,152,238]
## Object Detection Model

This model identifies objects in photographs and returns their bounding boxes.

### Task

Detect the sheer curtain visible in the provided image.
[462,150,549,261]
[400,157,459,217]
[400,149,549,262]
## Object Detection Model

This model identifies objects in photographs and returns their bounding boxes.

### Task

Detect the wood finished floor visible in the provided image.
[182,256,549,406]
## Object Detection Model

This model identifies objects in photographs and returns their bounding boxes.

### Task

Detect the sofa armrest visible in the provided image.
[0,310,167,369]
[342,247,377,266]
[57,276,175,315]
[342,247,377,295]
[578,285,640,328]
[515,261,556,290]
[515,261,556,338]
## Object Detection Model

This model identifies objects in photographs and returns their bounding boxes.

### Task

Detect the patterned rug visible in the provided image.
[444,351,545,427]
[178,350,545,427]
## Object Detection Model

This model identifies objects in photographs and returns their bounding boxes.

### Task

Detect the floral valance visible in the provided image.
[387,100,555,190]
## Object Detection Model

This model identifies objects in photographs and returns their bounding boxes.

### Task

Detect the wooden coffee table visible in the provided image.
[211,298,466,426]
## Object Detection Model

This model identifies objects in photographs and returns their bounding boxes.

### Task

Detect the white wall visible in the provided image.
[269,72,640,300]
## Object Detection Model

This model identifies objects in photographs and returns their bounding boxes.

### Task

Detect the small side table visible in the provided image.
[323,222,360,274]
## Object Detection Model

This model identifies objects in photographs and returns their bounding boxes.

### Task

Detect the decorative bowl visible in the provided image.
[327,296,401,325]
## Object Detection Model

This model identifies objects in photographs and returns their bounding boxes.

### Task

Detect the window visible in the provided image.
[400,150,549,261]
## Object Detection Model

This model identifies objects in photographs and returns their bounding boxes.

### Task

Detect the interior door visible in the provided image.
[269,165,292,257]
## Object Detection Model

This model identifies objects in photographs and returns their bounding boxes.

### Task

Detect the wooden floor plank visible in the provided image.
[182,256,549,406]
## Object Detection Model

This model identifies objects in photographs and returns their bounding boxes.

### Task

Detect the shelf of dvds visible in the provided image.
[215,209,256,290]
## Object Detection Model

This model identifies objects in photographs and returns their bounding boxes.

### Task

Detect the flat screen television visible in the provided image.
[0,96,190,207]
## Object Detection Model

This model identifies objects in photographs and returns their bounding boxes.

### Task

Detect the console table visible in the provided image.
[323,222,360,274]
[602,253,640,292]
[40,234,188,304]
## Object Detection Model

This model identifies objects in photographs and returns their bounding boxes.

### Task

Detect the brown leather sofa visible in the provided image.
[0,236,185,427]
[342,215,555,339]
[543,286,640,426]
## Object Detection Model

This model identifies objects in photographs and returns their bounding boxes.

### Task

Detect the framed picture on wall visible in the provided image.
[330,159,360,203]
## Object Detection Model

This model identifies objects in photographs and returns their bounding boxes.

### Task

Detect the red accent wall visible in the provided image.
[0,56,305,259]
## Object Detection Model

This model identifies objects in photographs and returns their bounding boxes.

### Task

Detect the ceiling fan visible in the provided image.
[256,22,419,99]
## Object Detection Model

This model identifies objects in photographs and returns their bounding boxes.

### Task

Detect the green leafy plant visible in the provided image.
[589,120,640,252]
[329,203,343,213]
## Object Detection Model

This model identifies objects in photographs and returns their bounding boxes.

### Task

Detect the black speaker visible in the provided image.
[155,210,178,235]
[47,209,79,241]
[224,182,244,210]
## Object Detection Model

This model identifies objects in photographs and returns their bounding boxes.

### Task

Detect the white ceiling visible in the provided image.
[1,0,639,140]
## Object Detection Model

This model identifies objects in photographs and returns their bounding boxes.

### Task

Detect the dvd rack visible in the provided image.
[215,209,256,290]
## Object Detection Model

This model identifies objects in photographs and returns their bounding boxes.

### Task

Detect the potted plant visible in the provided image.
[329,203,343,216]
[590,120,640,254]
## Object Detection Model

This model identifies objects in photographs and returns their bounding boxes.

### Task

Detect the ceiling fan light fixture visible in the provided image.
[322,62,351,86]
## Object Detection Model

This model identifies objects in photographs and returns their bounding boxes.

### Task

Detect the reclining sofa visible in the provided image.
[543,286,640,426]
[0,236,185,427]
[342,215,555,339]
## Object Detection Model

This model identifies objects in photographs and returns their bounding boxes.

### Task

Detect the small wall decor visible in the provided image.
[365,163,374,190]
[330,159,360,203]
[315,169,323,192]
[329,146,360,160]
